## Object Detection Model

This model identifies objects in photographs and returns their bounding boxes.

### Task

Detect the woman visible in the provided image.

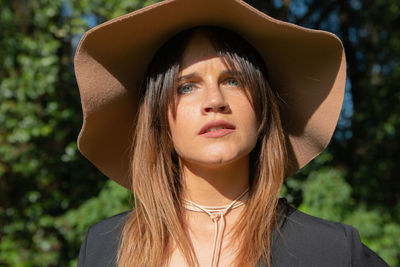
[74,0,388,266]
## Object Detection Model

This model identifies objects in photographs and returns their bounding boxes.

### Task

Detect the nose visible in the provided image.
[201,84,230,114]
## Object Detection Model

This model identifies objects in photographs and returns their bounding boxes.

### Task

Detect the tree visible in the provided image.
[248,0,400,265]
[1,0,399,266]
[0,0,146,265]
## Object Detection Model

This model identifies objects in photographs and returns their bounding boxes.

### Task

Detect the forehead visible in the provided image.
[180,32,221,71]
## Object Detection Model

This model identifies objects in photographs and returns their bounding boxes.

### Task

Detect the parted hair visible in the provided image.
[117,26,287,267]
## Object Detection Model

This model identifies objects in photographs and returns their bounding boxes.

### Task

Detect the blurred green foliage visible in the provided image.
[0,0,399,266]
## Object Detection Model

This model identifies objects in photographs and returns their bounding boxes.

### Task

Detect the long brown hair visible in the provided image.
[117,26,287,267]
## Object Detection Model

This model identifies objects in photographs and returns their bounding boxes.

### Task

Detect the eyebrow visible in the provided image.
[176,70,242,82]
[220,70,242,77]
[176,72,198,82]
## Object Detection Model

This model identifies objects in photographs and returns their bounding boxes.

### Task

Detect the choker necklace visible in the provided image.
[182,188,249,267]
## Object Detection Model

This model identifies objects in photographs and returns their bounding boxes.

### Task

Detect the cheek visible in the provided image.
[235,98,259,133]
[167,105,195,151]
[245,116,259,149]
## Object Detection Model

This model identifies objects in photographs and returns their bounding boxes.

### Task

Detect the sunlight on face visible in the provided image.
[167,33,258,169]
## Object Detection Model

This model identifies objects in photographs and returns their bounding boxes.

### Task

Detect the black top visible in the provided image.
[77,199,389,267]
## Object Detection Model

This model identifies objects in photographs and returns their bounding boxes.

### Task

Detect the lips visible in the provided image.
[198,120,236,137]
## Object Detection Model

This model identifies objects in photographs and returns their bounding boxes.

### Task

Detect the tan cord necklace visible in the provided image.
[182,188,249,267]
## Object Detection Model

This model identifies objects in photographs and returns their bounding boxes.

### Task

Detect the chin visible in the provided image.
[191,151,245,167]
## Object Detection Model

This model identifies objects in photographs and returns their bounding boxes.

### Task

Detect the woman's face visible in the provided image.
[167,33,258,168]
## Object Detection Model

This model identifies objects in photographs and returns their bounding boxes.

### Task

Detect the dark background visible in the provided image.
[1,0,399,265]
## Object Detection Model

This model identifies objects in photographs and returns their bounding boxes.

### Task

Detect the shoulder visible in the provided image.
[86,211,130,236]
[271,199,388,267]
[77,211,130,267]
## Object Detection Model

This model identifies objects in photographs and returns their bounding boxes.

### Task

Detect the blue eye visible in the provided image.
[225,78,239,87]
[177,83,195,94]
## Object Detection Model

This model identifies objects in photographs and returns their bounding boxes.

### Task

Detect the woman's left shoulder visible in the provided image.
[270,199,389,267]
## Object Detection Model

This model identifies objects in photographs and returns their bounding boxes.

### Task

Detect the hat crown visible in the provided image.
[74,0,346,189]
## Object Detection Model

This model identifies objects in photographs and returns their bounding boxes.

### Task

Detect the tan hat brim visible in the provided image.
[74,0,346,189]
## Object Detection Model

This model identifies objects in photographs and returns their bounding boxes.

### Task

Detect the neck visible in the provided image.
[181,156,250,206]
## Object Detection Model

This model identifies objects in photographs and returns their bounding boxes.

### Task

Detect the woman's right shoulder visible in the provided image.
[77,211,131,267]
[88,210,131,235]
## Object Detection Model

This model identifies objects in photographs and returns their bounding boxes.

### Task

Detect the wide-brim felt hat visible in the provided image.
[74,0,346,190]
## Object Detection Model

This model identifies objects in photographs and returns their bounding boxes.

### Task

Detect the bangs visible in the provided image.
[202,26,271,133]
[142,26,272,135]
